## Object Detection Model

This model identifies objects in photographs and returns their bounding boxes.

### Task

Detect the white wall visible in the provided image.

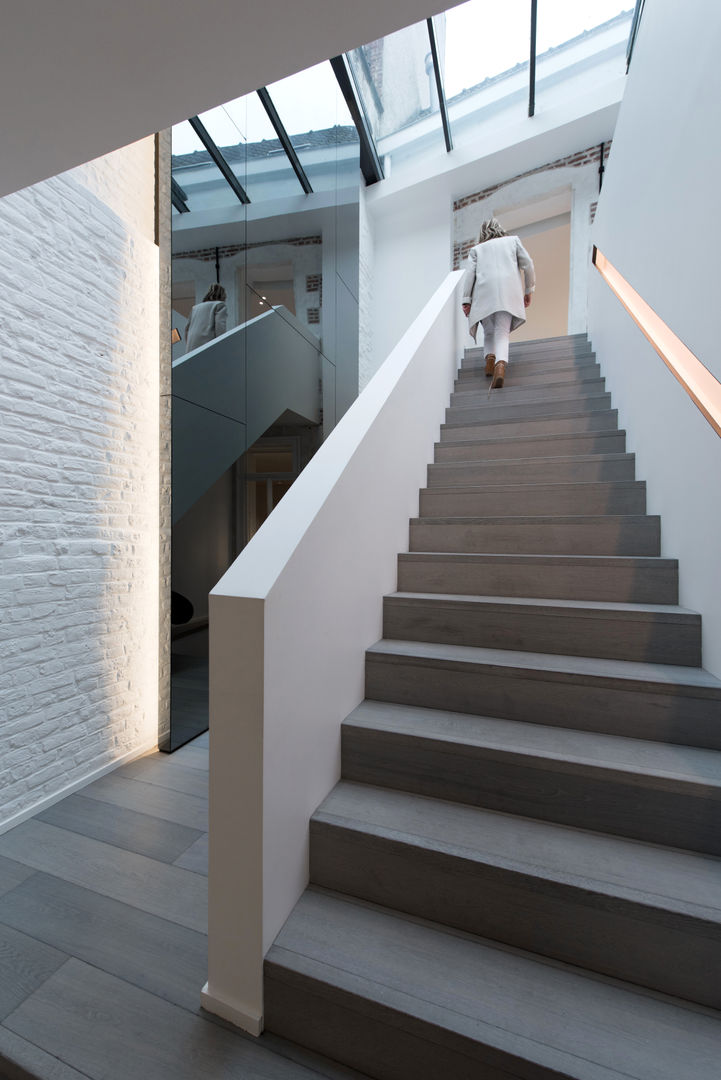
[514,222,570,343]
[204,272,463,1034]
[369,194,453,376]
[589,0,721,676]
[0,138,161,830]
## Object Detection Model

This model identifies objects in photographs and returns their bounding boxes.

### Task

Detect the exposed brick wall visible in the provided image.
[306,273,322,307]
[453,143,610,213]
[0,141,160,828]
[174,235,322,262]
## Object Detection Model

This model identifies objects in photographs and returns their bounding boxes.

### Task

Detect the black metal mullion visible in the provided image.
[427,18,453,153]
[188,115,250,205]
[330,54,384,186]
[257,87,313,195]
[171,177,190,213]
[529,0,538,117]
[626,0,646,71]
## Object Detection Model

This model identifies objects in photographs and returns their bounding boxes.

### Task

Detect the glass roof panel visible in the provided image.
[265,61,359,192]
[536,1,631,108]
[536,1,631,53]
[347,19,444,160]
[200,92,307,202]
[439,0,531,101]
[171,120,241,214]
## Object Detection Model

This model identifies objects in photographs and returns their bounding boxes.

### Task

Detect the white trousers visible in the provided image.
[481,311,512,365]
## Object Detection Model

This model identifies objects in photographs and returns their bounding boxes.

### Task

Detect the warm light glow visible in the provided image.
[594,248,721,438]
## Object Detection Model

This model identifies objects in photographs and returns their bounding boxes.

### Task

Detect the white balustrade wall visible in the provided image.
[204,270,464,1034]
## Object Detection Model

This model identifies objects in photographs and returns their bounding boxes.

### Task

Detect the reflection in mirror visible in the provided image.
[166,62,360,751]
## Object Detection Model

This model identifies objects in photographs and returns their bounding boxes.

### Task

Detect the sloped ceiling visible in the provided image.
[0,0,462,199]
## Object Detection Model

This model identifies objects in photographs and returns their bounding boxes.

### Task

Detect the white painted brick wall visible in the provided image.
[0,139,160,829]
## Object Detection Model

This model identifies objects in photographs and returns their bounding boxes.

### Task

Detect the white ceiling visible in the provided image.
[0,0,462,199]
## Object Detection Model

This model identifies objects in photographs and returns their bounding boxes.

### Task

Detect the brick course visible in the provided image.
[0,142,160,827]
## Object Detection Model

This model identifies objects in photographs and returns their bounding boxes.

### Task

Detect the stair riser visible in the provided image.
[438,433,625,460]
[440,412,620,446]
[446,395,612,425]
[455,374,602,395]
[427,459,636,486]
[265,963,514,1080]
[461,355,595,374]
[456,363,600,386]
[364,655,721,748]
[449,383,605,408]
[409,519,661,556]
[420,485,645,517]
[465,344,593,364]
[382,598,700,666]
[396,556,680,604]
[343,727,721,851]
[311,819,721,1010]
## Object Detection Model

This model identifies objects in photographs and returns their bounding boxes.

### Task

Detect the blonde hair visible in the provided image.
[478,218,507,243]
[203,283,226,302]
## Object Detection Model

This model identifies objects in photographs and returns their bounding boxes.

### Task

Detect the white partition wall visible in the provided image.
[203,270,464,1033]
[589,0,721,677]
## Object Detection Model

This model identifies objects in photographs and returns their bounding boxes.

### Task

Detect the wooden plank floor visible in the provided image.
[0,737,368,1080]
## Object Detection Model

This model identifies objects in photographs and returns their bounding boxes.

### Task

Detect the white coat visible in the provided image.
[185,300,228,352]
[461,235,536,343]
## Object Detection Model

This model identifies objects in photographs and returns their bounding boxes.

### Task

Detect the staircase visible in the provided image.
[263,334,721,1078]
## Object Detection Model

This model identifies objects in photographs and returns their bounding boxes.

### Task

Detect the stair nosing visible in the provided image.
[430,451,633,467]
[366,639,721,696]
[313,782,721,921]
[441,411,619,432]
[411,513,657,525]
[269,890,721,1080]
[398,552,678,567]
[344,702,721,791]
[384,592,698,622]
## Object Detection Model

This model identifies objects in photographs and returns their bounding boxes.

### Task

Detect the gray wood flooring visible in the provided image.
[0,741,369,1080]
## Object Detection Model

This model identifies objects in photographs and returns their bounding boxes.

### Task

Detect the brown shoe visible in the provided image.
[489,360,506,392]
[484,353,496,377]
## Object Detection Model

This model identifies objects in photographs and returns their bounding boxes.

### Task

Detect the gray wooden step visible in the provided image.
[440,411,621,445]
[446,392,612,425]
[420,480,645,516]
[455,363,601,389]
[460,351,596,374]
[342,700,721,851]
[265,889,721,1080]
[427,455,636,488]
[449,381,605,408]
[464,336,592,362]
[509,331,590,350]
[409,513,660,556]
[311,780,721,1008]
[364,641,721,749]
[382,592,700,666]
[437,428,625,459]
[397,553,679,604]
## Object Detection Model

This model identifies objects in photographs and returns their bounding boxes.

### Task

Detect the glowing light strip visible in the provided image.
[593,247,721,438]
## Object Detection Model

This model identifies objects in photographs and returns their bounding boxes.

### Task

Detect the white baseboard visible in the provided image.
[0,736,159,836]
[201,983,263,1036]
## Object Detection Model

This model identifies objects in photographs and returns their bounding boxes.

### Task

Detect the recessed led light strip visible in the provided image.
[593,246,721,438]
